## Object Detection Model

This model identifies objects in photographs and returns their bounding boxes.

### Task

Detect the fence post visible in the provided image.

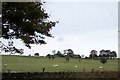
[43,68,45,72]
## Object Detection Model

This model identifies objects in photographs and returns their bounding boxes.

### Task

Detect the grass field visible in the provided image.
[2,55,118,72]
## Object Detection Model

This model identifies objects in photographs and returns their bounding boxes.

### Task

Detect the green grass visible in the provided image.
[2,55,118,72]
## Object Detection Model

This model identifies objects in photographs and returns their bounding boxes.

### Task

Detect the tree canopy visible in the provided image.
[34,53,39,57]
[89,50,98,59]
[2,2,57,48]
[99,50,117,59]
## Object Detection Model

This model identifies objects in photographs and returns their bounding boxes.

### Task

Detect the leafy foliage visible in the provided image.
[55,51,64,57]
[89,50,98,59]
[0,41,24,55]
[34,53,39,57]
[64,49,74,57]
[99,50,117,59]
[2,2,57,48]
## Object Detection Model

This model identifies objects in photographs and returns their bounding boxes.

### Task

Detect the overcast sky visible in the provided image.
[1,0,118,57]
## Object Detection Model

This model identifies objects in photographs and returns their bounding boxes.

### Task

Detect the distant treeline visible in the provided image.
[34,49,118,60]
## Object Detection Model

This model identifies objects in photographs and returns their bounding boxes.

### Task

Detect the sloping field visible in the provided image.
[2,55,118,72]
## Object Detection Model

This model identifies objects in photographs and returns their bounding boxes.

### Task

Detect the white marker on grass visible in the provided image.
[53,65,58,67]
[75,66,77,68]
[99,66,102,69]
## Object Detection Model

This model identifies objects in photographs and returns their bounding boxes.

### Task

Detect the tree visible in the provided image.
[46,54,51,59]
[78,55,81,62]
[64,49,74,57]
[78,55,81,58]
[63,49,74,62]
[28,54,31,56]
[2,2,57,48]
[56,51,62,55]
[63,49,67,54]
[34,53,39,57]
[65,55,70,62]
[55,51,63,57]
[67,49,74,55]
[105,50,111,59]
[52,55,55,59]
[13,47,24,55]
[0,41,24,55]
[99,50,117,59]
[52,50,56,55]
[89,50,98,59]
[81,55,85,58]
[99,49,108,58]
[110,51,117,59]
[112,51,117,58]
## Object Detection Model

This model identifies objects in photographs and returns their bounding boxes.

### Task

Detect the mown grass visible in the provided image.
[2,55,118,72]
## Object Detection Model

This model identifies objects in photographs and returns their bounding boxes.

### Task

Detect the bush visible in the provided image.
[100,57,107,64]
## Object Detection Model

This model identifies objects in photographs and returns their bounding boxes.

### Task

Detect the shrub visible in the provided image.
[100,57,107,64]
